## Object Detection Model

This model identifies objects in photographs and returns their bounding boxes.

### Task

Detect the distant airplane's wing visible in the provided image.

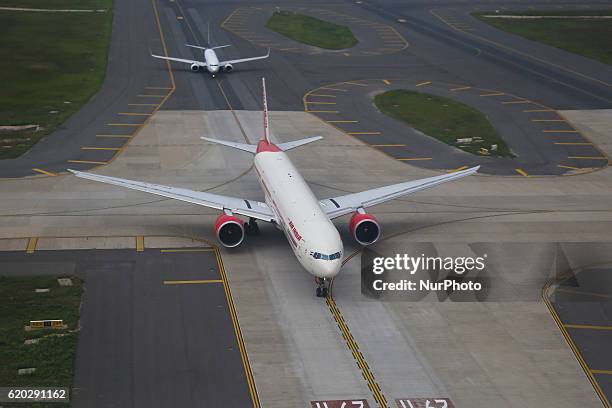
[220,49,270,65]
[151,54,207,67]
[69,170,275,222]
[319,166,480,219]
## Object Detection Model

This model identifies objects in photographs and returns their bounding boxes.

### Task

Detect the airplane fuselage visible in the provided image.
[203,49,220,75]
[253,141,343,279]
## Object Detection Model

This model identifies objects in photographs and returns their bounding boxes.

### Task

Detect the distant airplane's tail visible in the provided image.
[200,77,322,153]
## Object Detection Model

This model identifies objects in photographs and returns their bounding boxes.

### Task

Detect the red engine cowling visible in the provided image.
[349,212,381,246]
[214,214,245,248]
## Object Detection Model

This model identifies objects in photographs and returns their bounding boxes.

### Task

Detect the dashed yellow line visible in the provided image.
[450,86,471,91]
[163,279,223,285]
[447,165,469,173]
[558,164,580,170]
[565,324,612,330]
[81,147,122,151]
[480,92,505,97]
[515,168,529,177]
[32,168,58,177]
[397,157,432,161]
[67,160,108,165]
[415,81,432,87]
[136,236,144,252]
[26,237,38,254]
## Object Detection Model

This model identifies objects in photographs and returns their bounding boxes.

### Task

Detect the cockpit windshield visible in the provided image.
[310,251,342,261]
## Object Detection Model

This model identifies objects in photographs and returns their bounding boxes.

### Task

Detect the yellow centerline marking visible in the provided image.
[26,237,38,254]
[371,144,405,147]
[565,324,612,330]
[415,81,432,87]
[327,120,358,123]
[554,142,592,145]
[163,279,223,285]
[515,168,529,177]
[556,288,610,298]
[592,370,612,375]
[347,132,381,135]
[136,236,144,252]
[32,168,58,176]
[145,86,171,90]
[160,248,214,253]
[558,165,580,170]
[568,156,607,160]
[67,160,108,165]
[383,79,391,85]
[397,157,432,161]
[480,92,505,97]
[447,165,469,173]
[96,134,132,138]
[450,86,471,91]
[81,147,122,151]
[119,112,152,116]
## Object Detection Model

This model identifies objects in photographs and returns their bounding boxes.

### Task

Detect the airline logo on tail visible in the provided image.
[262,77,270,142]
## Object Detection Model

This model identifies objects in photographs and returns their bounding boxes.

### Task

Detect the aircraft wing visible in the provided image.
[319,166,480,219]
[151,54,207,67]
[69,170,275,222]
[219,49,270,65]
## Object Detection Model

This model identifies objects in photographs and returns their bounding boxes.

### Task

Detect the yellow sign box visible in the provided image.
[29,319,64,329]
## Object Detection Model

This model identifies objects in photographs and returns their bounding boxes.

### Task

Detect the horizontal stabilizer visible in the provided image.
[276,136,323,151]
[211,45,232,50]
[201,137,256,153]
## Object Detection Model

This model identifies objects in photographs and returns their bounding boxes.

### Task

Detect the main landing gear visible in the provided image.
[315,277,329,298]
[245,218,260,235]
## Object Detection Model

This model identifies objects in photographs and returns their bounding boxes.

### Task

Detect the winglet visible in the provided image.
[262,77,270,143]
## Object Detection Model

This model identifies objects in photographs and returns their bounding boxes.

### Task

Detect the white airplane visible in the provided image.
[69,78,479,297]
[152,24,269,77]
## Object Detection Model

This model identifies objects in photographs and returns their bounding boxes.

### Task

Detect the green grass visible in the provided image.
[0,276,83,398]
[475,10,612,66]
[0,1,113,159]
[265,11,358,50]
[374,90,513,157]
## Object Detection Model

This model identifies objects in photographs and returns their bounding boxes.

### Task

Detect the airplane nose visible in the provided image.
[313,260,342,279]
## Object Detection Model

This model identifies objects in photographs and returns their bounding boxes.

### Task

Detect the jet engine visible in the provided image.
[349,212,380,246]
[223,63,234,72]
[214,214,245,248]
[190,63,200,72]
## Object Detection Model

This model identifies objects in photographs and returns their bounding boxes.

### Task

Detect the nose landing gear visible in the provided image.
[315,277,329,298]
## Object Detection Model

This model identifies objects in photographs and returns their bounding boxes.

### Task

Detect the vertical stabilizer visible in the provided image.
[262,77,270,142]
[207,22,210,47]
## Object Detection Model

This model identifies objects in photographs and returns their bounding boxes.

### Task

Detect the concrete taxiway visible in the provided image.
[1,108,612,406]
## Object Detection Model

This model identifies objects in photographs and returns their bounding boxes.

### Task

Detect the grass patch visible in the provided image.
[0,1,113,159]
[374,90,513,157]
[0,276,83,398]
[265,11,358,50]
[475,10,612,66]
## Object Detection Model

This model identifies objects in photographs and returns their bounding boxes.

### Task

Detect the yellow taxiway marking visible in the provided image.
[568,156,607,160]
[26,237,38,254]
[554,142,592,145]
[524,109,555,112]
[347,132,381,135]
[397,157,432,161]
[307,110,339,113]
[106,123,143,127]
[565,324,612,330]
[480,92,505,97]
[319,87,348,92]
[383,79,391,85]
[447,165,469,173]
[67,160,108,165]
[81,147,122,151]
[556,288,610,298]
[119,112,152,116]
[96,134,132,138]
[558,164,580,170]
[344,81,367,86]
[543,130,579,133]
[308,94,336,98]
[532,119,566,122]
[136,236,144,252]
[515,168,529,177]
[327,120,358,123]
[415,81,432,87]
[450,86,471,91]
[371,144,405,147]
[502,100,531,104]
[305,101,337,105]
[32,168,58,176]
[137,94,167,97]
[164,279,223,285]
[160,248,215,253]
[145,86,171,90]
[591,370,612,375]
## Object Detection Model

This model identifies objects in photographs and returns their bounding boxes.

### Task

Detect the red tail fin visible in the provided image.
[262,77,269,142]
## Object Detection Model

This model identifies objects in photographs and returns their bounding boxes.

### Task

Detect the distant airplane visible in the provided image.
[152,24,269,77]
[70,78,479,297]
